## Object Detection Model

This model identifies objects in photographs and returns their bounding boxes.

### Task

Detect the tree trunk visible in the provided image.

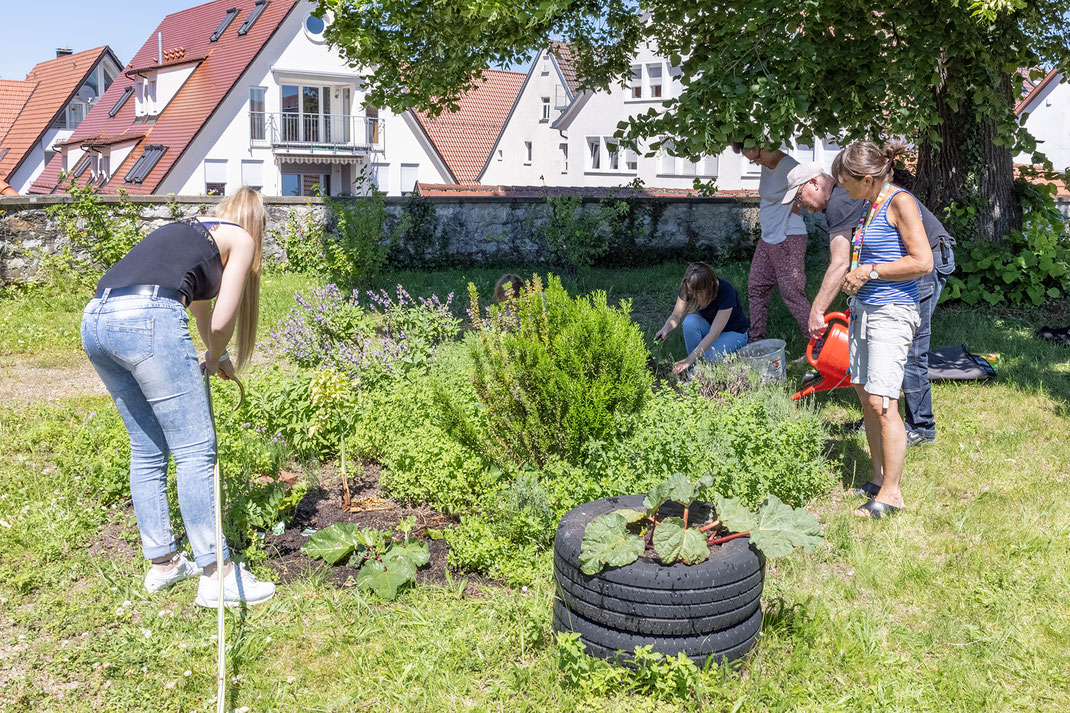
[915,70,1021,242]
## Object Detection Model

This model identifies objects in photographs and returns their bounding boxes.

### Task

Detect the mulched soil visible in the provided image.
[263,463,495,595]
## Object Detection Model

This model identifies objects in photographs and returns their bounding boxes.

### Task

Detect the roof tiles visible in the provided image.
[412,70,525,184]
[0,47,112,183]
[31,0,299,194]
[549,41,581,94]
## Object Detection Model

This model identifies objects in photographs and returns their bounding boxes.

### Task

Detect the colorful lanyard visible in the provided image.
[850,183,895,271]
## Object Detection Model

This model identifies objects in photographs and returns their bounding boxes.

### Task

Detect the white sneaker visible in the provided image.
[143,554,200,594]
[194,562,276,608]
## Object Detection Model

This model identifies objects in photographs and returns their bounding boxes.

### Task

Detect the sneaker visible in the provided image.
[845,418,865,434]
[906,430,936,447]
[194,562,275,608]
[144,554,199,594]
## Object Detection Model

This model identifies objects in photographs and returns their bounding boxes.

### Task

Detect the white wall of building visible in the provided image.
[162,1,450,197]
[482,43,840,191]
[1017,73,1070,171]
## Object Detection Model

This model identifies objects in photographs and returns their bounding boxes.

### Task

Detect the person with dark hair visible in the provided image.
[785,161,956,447]
[828,140,933,519]
[493,273,525,303]
[731,141,811,342]
[654,262,749,374]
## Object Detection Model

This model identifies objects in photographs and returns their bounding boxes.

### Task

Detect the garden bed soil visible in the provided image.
[264,463,493,595]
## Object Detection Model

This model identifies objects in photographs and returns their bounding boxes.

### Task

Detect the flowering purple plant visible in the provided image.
[262,283,460,389]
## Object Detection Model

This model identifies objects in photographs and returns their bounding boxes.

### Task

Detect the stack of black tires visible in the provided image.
[553,495,764,669]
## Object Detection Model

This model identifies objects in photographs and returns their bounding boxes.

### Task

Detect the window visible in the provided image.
[365,105,380,145]
[679,158,697,177]
[560,142,568,173]
[282,172,329,196]
[630,65,642,98]
[701,155,719,177]
[102,64,117,94]
[625,148,638,172]
[304,12,327,40]
[541,97,550,121]
[210,7,240,43]
[147,79,157,115]
[587,138,601,170]
[794,144,815,163]
[370,163,389,192]
[99,153,110,180]
[554,84,569,108]
[541,55,550,75]
[72,154,92,178]
[497,149,503,162]
[669,65,683,96]
[238,0,269,35]
[109,86,134,117]
[249,87,266,141]
[605,138,619,170]
[647,64,663,98]
[241,160,263,190]
[659,139,676,174]
[204,159,227,195]
[524,141,533,165]
[400,163,419,195]
[282,173,300,196]
[124,144,167,184]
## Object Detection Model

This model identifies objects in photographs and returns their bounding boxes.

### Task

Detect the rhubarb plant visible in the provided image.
[578,473,822,575]
[302,517,429,600]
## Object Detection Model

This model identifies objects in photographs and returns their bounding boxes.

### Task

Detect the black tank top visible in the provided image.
[97,219,229,303]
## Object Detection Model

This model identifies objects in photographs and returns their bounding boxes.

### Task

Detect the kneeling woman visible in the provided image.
[655,262,750,374]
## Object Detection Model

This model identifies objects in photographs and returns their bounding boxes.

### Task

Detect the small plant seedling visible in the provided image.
[579,473,822,575]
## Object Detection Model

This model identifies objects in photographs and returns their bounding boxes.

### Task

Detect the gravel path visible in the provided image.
[0,355,106,406]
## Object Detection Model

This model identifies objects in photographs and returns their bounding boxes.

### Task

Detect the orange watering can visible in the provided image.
[791,311,852,400]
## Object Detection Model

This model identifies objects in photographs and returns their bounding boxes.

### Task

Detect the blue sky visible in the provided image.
[0,1,532,80]
[0,1,197,80]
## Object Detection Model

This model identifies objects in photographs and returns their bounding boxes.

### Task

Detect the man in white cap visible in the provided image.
[783,161,956,448]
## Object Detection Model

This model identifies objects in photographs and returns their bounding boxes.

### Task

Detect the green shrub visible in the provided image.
[324,190,408,288]
[47,175,144,270]
[436,274,652,468]
[269,208,330,276]
[945,180,1070,306]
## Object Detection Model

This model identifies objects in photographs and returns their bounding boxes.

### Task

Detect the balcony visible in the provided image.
[250,112,385,154]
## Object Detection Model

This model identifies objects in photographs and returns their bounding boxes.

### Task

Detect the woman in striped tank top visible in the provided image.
[833,141,933,519]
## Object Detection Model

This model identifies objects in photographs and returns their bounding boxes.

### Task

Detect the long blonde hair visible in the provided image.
[212,187,265,372]
[832,140,908,185]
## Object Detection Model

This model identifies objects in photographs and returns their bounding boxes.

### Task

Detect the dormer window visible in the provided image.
[135,75,159,117]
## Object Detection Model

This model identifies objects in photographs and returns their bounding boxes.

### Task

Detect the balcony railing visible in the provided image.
[250,112,385,151]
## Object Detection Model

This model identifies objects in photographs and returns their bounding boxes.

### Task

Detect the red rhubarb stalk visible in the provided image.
[709,531,750,546]
[699,520,721,533]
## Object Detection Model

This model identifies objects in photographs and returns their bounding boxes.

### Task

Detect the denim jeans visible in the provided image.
[81,291,229,569]
[682,313,749,363]
[902,241,955,437]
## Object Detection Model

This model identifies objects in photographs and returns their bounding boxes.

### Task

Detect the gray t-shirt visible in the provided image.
[824,185,955,249]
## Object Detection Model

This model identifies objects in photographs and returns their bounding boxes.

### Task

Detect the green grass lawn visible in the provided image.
[1,261,1069,712]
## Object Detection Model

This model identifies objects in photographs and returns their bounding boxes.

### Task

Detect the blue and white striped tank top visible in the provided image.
[856,188,920,304]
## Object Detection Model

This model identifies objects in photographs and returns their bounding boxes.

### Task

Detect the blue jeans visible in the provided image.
[682,313,749,363]
[81,292,229,569]
[902,241,955,437]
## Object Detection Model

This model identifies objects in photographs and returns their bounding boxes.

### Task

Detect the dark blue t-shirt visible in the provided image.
[696,279,749,334]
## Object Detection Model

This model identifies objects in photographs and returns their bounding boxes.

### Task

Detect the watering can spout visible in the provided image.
[791,311,852,400]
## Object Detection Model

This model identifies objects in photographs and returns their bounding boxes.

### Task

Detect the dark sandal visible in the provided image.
[854,498,902,519]
[848,481,881,498]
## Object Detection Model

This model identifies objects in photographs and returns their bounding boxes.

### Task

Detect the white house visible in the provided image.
[33,0,509,197]
[1016,69,1070,172]
[0,46,123,194]
[479,41,839,191]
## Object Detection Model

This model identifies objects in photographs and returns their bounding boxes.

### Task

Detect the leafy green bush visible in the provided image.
[945,180,1070,306]
[324,190,408,288]
[269,208,330,276]
[47,175,144,270]
[436,275,652,468]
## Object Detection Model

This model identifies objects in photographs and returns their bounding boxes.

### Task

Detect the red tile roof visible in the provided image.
[1016,68,1059,116]
[0,80,39,144]
[0,47,115,183]
[548,41,581,94]
[31,0,299,195]
[416,183,759,199]
[412,69,525,184]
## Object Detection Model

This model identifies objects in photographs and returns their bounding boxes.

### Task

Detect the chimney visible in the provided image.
[56,45,73,58]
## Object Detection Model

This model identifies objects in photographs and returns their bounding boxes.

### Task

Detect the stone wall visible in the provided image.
[0,194,768,284]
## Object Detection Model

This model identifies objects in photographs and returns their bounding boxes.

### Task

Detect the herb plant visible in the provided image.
[579,473,822,575]
[302,517,430,600]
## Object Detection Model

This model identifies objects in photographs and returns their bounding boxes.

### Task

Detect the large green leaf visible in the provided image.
[382,538,430,575]
[748,496,823,558]
[301,523,365,565]
[714,494,759,534]
[614,508,647,524]
[356,560,414,600]
[579,512,645,575]
[643,472,696,512]
[652,517,710,565]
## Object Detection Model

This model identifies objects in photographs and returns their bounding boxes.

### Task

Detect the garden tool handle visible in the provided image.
[805,311,850,369]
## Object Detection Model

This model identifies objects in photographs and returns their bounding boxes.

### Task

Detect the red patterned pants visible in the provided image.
[747,234,810,342]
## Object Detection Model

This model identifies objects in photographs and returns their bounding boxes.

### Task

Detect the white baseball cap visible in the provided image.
[781,161,826,204]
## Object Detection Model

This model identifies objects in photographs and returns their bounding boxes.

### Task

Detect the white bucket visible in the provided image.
[737,338,786,384]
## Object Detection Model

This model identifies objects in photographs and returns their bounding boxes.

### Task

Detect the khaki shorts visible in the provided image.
[848,302,921,399]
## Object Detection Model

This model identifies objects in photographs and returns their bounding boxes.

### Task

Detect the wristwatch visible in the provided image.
[867,265,880,280]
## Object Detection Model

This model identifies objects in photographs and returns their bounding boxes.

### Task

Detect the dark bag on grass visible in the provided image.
[926,344,996,381]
